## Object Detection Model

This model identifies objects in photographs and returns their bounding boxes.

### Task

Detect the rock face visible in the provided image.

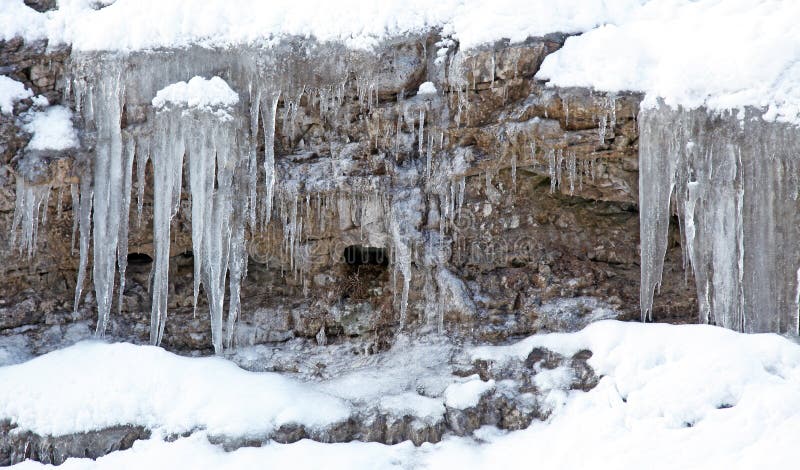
[0,422,149,466]
[0,16,704,467]
[0,32,696,357]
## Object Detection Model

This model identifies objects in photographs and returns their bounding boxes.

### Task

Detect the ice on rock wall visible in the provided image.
[640,103,800,334]
[10,177,51,259]
[73,61,127,336]
[63,43,435,351]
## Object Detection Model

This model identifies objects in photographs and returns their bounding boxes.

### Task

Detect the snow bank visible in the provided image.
[0,341,350,436]
[152,76,239,111]
[11,321,800,469]
[1,0,642,52]
[22,106,79,150]
[537,0,800,123]
[473,320,800,433]
[0,75,32,114]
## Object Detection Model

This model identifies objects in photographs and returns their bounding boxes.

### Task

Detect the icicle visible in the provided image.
[248,86,261,230]
[639,103,800,334]
[150,108,185,346]
[426,132,433,178]
[262,92,280,225]
[135,136,150,227]
[89,68,126,337]
[567,152,576,195]
[116,135,136,315]
[390,197,413,329]
[511,152,517,193]
[11,177,51,259]
[548,149,557,193]
[73,179,92,313]
[490,53,496,88]
[70,183,79,254]
[418,107,425,155]
[598,113,607,144]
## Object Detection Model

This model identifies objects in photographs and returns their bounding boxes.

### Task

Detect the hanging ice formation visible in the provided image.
[640,103,800,334]
[58,43,451,351]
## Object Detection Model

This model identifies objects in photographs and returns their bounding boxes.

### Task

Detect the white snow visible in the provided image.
[152,76,239,112]
[1,0,643,52]
[0,75,32,114]
[22,105,79,150]
[537,0,800,123]
[417,81,437,95]
[0,341,350,436]
[379,392,445,422]
[443,376,495,409]
[8,320,800,469]
[3,1,799,119]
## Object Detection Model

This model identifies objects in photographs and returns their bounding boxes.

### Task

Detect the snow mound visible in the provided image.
[417,81,437,95]
[2,0,643,52]
[152,76,239,111]
[22,106,79,150]
[0,341,350,437]
[0,75,32,114]
[537,0,800,123]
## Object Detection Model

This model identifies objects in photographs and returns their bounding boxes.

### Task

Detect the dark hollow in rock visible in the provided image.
[342,245,389,267]
[126,252,153,266]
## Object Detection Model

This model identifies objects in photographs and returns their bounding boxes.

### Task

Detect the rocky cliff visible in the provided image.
[0,32,697,360]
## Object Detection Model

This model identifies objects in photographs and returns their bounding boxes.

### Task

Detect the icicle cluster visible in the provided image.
[640,103,800,334]
[58,43,456,351]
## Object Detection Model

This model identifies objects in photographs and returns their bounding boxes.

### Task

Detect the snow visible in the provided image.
[417,81,437,95]
[1,0,642,52]
[152,76,239,112]
[8,321,800,469]
[0,341,350,437]
[3,1,798,119]
[22,105,79,150]
[537,0,800,123]
[379,393,445,422]
[0,75,32,114]
[443,376,495,409]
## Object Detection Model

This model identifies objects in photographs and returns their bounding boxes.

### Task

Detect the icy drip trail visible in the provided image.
[149,109,185,346]
[640,104,800,334]
[10,178,51,259]
[70,63,127,336]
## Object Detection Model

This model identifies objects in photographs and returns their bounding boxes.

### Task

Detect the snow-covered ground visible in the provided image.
[4,321,800,469]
